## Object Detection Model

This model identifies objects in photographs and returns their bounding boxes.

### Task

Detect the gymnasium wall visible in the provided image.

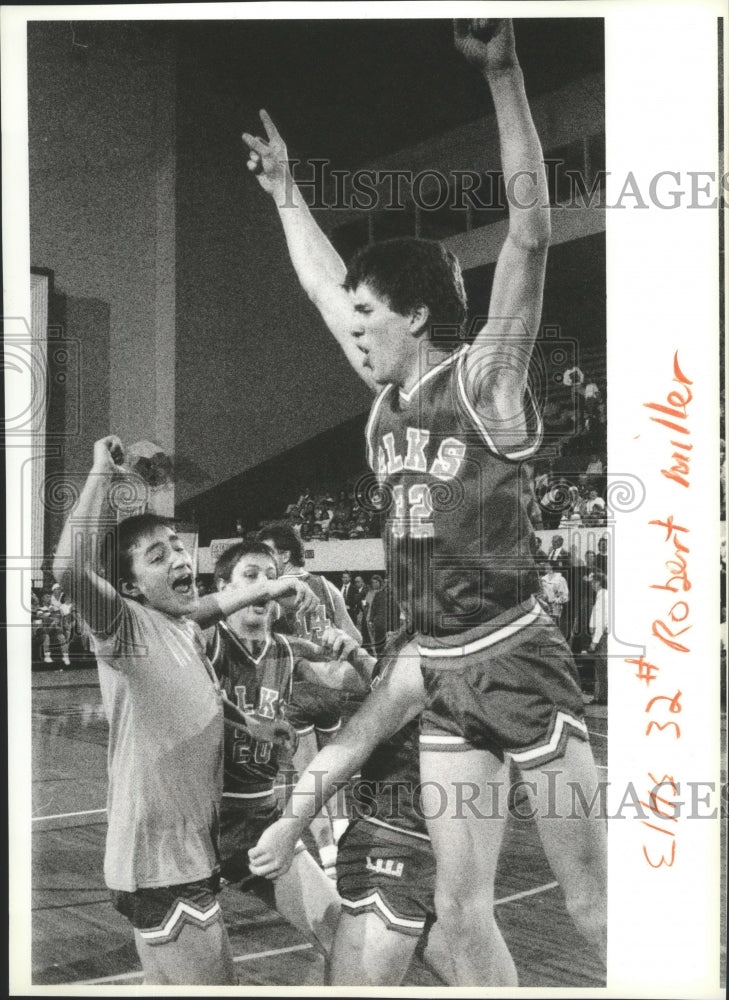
[28,22,177,484]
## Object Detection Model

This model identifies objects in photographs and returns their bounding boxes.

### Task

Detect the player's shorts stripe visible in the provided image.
[138,900,222,945]
[361,815,431,842]
[419,733,468,746]
[418,601,544,659]
[223,789,276,800]
[293,723,315,736]
[508,711,588,764]
[340,890,425,932]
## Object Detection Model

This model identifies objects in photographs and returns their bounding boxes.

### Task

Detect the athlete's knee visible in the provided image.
[433,885,495,943]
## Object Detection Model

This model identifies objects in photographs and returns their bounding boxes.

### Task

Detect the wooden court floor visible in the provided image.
[27,665,720,989]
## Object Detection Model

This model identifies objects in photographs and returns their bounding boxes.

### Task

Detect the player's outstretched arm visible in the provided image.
[52,436,125,635]
[193,576,319,629]
[294,626,376,691]
[248,640,423,879]
[456,19,550,449]
[242,110,377,391]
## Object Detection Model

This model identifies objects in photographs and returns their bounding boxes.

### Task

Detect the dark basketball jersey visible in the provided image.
[207,624,297,798]
[354,633,427,838]
[273,571,338,643]
[366,347,542,637]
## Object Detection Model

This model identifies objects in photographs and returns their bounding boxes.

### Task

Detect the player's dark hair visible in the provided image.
[213,540,278,589]
[344,237,467,340]
[256,522,305,567]
[101,513,176,591]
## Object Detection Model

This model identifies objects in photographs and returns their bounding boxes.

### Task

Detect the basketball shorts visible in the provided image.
[419,597,588,769]
[219,794,306,888]
[336,818,435,937]
[286,680,342,738]
[110,874,223,946]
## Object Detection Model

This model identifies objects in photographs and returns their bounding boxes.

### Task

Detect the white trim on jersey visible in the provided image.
[340,890,425,930]
[508,710,588,764]
[417,601,545,659]
[455,350,543,461]
[218,621,271,666]
[397,345,468,404]
[361,814,430,842]
[365,383,395,472]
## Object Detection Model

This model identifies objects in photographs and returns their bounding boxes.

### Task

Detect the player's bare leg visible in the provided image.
[293,730,340,875]
[273,848,341,955]
[419,748,517,986]
[329,911,419,986]
[526,736,607,964]
[421,918,455,985]
[133,920,237,986]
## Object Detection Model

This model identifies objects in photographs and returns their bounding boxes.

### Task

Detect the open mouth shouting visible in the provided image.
[171,572,195,597]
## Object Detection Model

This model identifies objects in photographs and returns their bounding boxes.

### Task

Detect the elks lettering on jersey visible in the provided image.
[365,856,404,879]
[376,429,466,482]
[234,684,279,719]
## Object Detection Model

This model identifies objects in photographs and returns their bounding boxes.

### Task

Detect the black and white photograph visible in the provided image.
[3,2,725,995]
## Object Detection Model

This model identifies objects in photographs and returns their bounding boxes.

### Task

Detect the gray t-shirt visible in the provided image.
[92,599,224,891]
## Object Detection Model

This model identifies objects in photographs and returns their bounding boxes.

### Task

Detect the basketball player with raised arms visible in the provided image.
[52,436,320,986]
[243,18,606,986]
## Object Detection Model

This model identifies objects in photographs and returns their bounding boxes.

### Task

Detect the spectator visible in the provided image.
[596,536,609,577]
[327,514,348,539]
[347,518,365,539]
[546,534,570,573]
[333,490,352,522]
[38,590,71,667]
[529,534,548,568]
[571,551,596,654]
[339,571,358,618]
[587,571,608,704]
[313,505,331,539]
[349,575,368,633]
[364,574,389,656]
[539,568,570,637]
[581,489,606,526]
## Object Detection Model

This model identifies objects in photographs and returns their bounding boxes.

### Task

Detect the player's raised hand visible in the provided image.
[241,109,289,195]
[453,18,516,73]
[92,435,125,474]
[273,577,319,616]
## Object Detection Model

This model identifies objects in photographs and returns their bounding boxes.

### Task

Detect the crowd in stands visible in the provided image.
[280,485,382,541]
[532,532,610,704]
